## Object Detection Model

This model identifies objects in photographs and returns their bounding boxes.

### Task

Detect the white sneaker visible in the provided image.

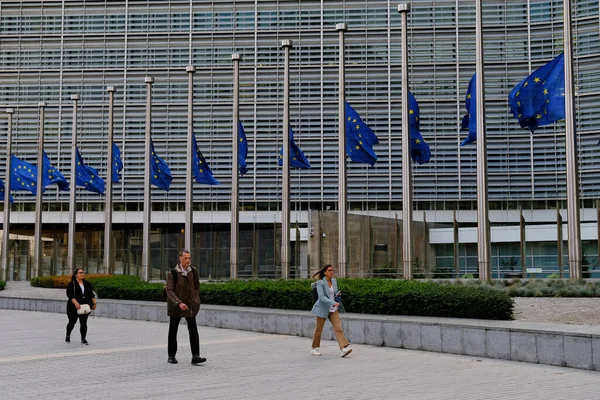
[311,348,321,356]
[341,346,352,357]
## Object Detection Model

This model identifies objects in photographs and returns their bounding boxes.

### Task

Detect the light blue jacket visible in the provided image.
[311,277,345,319]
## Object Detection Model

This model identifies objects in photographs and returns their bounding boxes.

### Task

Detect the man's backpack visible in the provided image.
[311,281,318,303]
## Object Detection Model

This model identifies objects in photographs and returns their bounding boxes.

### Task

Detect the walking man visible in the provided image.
[165,249,206,365]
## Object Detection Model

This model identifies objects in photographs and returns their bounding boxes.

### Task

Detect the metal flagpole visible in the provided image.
[563,0,582,280]
[104,86,116,274]
[67,94,79,273]
[453,210,459,279]
[475,0,491,281]
[398,4,413,279]
[143,77,154,282]
[597,201,600,279]
[230,54,241,279]
[557,207,564,278]
[336,22,348,278]
[33,101,46,279]
[520,209,526,277]
[185,66,196,252]
[2,108,14,281]
[281,39,292,279]
[394,213,399,277]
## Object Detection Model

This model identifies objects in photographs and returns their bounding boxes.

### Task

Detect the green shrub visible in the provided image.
[26,275,518,320]
[0,280,5,291]
[30,274,164,301]
[546,273,560,279]
[31,274,112,289]
[91,275,165,302]
[199,278,514,320]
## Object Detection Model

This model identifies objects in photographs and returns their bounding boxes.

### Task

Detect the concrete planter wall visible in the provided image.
[1,296,599,371]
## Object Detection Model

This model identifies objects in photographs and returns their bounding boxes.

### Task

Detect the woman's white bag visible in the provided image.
[77,304,91,315]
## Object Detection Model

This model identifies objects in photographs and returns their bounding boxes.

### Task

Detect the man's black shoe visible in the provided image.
[167,357,178,364]
[65,336,70,343]
[191,356,206,365]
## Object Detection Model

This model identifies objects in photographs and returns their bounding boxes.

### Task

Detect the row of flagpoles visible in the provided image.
[0,2,581,282]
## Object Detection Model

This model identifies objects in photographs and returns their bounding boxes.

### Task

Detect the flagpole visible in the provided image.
[453,209,459,279]
[104,86,116,274]
[185,66,196,252]
[281,39,292,280]
[33,101,46,279]
[336,22,348,278]
[143,77,154,282]
[398,4,413,279]
[520,209,526,278]
[557,206,563,278]
[230,54,241,279]
[1,108,14,281]
[67,94,79,273]
[563,0,582,280]
[475,0,491,281]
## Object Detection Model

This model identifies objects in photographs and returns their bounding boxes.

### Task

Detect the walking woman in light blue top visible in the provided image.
[310,264,352,357]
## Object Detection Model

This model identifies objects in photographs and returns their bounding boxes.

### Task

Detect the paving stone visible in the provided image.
[1,309,600,400]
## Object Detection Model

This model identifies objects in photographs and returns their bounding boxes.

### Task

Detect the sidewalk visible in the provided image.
[2,280,600,373]
[1,309,600,400]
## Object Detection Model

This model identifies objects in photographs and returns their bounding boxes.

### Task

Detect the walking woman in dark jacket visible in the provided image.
[65,268,97,345]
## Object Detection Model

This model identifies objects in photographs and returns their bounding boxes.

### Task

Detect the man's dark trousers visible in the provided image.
[168,316,200,357]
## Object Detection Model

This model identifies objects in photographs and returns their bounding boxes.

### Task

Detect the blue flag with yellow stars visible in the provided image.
[460,73,477,146]
[10,155,37,195]
[508,53,565,133]
[43,152,69,191]
[112,143,123,184]
[192,134,219,185]
[345,102,379,166]
[76,148,105,194]
[238,121,249,176]
[0,178,14,203]
[150,140,173,191]
[278,127,311,169]
[408,92,431,165]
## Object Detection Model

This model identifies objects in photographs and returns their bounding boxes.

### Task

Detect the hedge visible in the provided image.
[30,274,113,289]
[0,280,5,291]
[91,275,165,301]
[30,275,165,301]
[29,275,514,320]
[199,279,514,320]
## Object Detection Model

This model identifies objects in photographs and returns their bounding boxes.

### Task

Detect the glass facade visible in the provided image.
[0,0,599,279]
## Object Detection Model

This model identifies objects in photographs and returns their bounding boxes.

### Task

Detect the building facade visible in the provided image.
[0,0,599,280]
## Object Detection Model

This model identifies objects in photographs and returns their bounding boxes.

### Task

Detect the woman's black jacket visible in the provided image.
[66,279,95,315]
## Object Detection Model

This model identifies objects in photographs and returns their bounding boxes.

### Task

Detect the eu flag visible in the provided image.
[508,53,565,133]
[278,127,311,169]
[460,73,477,146]
[408,92,431,165]
[76,148,105,194]
[10,155,37,195]
[43,152,69,191]
[112,143,123,184]
[0,178,14,203]
[238,121,249,176]
[192,134,219,185]
[150,140,173,191]
[345,102,379,166]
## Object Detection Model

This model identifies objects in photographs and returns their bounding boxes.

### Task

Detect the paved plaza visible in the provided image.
[0,309,598,400]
